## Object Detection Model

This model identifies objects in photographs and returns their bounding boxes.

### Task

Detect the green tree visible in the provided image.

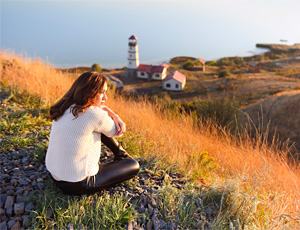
[91,63,102,72]
[182,60,194,70]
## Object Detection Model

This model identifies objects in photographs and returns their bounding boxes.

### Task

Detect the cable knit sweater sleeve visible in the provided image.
[45,106,118,182]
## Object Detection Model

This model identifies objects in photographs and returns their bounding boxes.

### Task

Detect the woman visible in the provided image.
[45,71,140,195]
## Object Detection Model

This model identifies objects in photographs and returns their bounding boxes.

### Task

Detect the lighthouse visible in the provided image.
[125,35,139,78]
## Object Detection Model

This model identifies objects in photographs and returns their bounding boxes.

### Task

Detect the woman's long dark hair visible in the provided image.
[50,71,107,120]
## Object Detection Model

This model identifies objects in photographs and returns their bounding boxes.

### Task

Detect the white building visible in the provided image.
[125,35,139,77]
[136,64,169,80]
[162,71,186,91]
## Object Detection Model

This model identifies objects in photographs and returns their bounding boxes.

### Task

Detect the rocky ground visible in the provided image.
[0,142,214,230]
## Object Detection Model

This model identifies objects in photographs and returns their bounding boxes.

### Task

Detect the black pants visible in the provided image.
[52,158,140,196]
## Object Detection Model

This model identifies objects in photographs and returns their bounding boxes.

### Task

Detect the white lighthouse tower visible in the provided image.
[125,35,139,78]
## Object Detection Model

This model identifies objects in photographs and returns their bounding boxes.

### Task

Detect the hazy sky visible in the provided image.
[1,0,300,68]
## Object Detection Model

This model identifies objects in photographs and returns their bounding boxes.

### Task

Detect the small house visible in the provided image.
[137,64,168,80]
[193,58,206,72]
[163,71,186,91]
[247,61,261,73]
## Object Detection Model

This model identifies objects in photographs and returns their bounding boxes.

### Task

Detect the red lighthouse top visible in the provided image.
[129,35,138,40]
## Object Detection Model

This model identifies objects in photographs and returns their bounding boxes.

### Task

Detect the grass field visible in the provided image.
[1,50,300,228]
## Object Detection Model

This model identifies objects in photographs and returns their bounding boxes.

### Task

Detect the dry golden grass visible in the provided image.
[0,50,75,105]
[1,51,300,225]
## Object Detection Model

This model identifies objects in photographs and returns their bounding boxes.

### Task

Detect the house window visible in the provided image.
[155,74,159,78]
[166,83,171,88]
[129,62,131,64]
[176,84,179,88]
[130,54,132,57]
[141,72,145,76]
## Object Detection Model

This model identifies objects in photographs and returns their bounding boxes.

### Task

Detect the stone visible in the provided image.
[127,221,133,230]
[167,221,177,229]
[195,196,203,208]
[46,209,53,218]
[0,221,7,230]
[146,219,152,230]
[15,188,24,196]
[148,196,157,208]
[67,222,74,230]
[36,178,43,183]
[0,209,4,217]
[10,221,20,230]
[5,206,12,217]
[204,206,213,218]
[0,195,7,209]
[14,203,24,215]
[6,220,15,229]
[22,215,30,228]
[147,204,154,216]
[4,196,14,209]
[151,215,160,230]
[25,202,34,212]
[18,179,28,186]
[138,202,145,213]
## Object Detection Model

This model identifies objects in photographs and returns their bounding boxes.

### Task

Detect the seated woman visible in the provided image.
[45,71,140,195]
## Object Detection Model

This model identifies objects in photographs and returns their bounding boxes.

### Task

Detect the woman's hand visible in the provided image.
[112,115,126,137]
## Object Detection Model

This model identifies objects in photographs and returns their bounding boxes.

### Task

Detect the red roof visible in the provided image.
[164,71,186,84]
[137,64,167,74]
[129,35,138,40]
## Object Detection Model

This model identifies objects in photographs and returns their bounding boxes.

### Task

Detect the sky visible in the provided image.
[1,0,300,68]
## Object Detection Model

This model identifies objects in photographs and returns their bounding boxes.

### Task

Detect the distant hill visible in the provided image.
[239,90,300,154]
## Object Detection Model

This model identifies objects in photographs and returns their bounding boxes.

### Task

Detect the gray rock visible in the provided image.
[67,222,74,230]
[15,188,24,196]
[0,195,7,209]
[0,221,7,230]
[10,221,20,230]
[5,206,12,217]
[146,219,152,230]
[151,215,160,230]
[195,196,203,208]
[6,220,15,229]
[147,204,154,216]
[14,203,24,215]
[25,202,34,212]
[36,178,43,183]
[22,215,30,228]
[18,178,28,186]
[4,196,14,209]
[138,202,145,213]
[167,221,177,229]
[204,206,213,218]
[0,209,4,217]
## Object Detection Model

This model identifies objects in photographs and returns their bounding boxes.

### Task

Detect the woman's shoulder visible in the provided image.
[85,106,108,118]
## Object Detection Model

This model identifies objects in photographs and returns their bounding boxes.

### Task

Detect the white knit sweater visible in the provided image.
[45,106,117,182]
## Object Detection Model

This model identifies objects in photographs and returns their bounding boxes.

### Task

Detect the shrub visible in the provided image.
[91,63,102,72]
[182,60,194,70]
[218,69,231,78]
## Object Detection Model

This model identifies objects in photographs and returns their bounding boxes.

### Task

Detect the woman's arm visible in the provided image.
[101,106,126,137]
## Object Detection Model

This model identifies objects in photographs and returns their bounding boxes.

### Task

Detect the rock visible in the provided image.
[148,196,157,208]
[67,222,74,230]
[15,188,24,196]
[22,215,30,228]
[10,221,20,230]
[167,221,177,229]
[6,220,15,229]
[25,202,34,213]
[151,215,160,230]
[147,204,153,216]
[5,206,12,217]
[14,203,24,215]
[4,196,14,209]
[36,178,43,183]
[0,209,4,217]
[46,209,53,218]
[204,206,213,218]
[138,202,145,213]
[146,219,152,230]
[0,221,7,230]
[195,196,203,208]
[18,178,28,186]
[0,195,8,209]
